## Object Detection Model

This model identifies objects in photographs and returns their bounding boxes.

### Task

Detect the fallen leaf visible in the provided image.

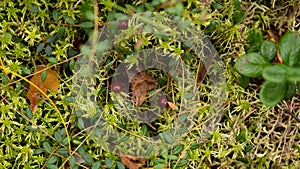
[129,70,158,106]
[27,65,59,112]
[167,101,178,110]
[119,152,146,169]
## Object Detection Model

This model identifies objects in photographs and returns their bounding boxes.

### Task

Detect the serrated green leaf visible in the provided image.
[92,161,101,169]
[43,142,52,153]
[53,10,58,21]
[235,53,269,78]
[279,31,300,67]
[105,157,113,168]
[26,107,32,119]
[79,22,94,28]
[260,81,286,106]
[37,43,45,53]
[262,65,288,83]
[41,71,47,82]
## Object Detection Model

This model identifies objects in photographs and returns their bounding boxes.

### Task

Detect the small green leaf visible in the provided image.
[63,16,74,24]
[46,45,53,56]
[57,148,69,156]
[52,10,58,21]
[41,71,47,82]
[92,161,101,169]
[26,107,33,119]
[47,155,58,165]
[77,118,84,129]
[62,137,68,146]
[167,155,178,160]
[68,50,79,57]
[284,81,296,100]
[279,31,300,66]
[46,36,56,43]
[22,66,31,75]
[34,149,43,155]
[85,10,94,21]
[262,65,288,83]
[205,20,217,34]
[105,157,113,168]
[260,81,286,106]
[237,129,246,143]
[172,144,184,155]
[244,144,254,153]
[57,27,65,39]
[30,5,38,13]
[69,60,75,70]
[37,43,45,53]
[190,143,200,150]
[116,161,125,169]
[261,40,276,61]
[177,159,188,167]
[287,67,300,82]
[46,165,58,169]
[235,53,269,78]
[236,157,249,164]
[16,82,21,92]
[47,57,57,64]
[238,74,249,88]
[70,156,75,167]
[162,132,174,144]
[141,124,148,136]
[64,96,74,102]
[27,125,39,132]
[79,22,94,28]
[54,132,62,143]
[43,142,52,153]
[83,153,94,165]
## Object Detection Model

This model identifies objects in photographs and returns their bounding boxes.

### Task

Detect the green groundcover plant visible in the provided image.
[236,31,300,106]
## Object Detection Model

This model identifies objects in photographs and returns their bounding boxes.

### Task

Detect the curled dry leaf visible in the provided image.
[129,70,158,106]
[119,152,146,169]
[27,65,59,112]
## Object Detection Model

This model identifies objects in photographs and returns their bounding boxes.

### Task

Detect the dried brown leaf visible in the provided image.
[119,152,146,169]
[27,65,59,112]
[130,70,158,106]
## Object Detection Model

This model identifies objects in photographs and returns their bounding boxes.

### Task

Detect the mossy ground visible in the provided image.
[0,0,299,168]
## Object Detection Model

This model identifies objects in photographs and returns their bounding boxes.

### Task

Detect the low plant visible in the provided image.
[235,31,300,106]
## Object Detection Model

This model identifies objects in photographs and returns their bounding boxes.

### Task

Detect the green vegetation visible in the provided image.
[0,0,300,168]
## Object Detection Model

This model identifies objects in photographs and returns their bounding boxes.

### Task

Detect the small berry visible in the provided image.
[111,82,123,93]
[158,95,168,108]
[119,20,128,30]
